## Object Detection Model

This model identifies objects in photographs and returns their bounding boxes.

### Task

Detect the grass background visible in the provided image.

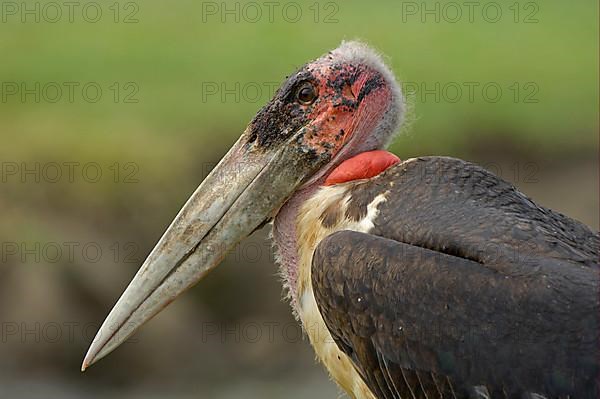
[0,0,598,397]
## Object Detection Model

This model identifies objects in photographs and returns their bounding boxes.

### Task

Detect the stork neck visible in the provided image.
[272,183,319,312]
[272,148,394,311]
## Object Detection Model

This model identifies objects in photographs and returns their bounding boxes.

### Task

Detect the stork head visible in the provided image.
[82,41,404,370]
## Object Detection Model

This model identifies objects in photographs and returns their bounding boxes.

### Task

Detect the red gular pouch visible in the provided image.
[324,150,400,186]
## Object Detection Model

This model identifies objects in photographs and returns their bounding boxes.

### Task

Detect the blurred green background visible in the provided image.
[0,0,598,398]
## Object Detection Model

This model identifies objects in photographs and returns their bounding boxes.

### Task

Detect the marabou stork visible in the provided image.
[82,42,600,398]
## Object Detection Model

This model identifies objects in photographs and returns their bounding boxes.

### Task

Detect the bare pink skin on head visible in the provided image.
[299,62,392,156]
[273,44,404,311]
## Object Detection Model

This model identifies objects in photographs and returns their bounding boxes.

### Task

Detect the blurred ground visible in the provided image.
[0,0,598,398]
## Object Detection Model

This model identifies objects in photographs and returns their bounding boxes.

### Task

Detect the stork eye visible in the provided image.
[296,82,318,105]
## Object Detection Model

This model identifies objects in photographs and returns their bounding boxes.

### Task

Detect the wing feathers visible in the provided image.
[312,230,599,398]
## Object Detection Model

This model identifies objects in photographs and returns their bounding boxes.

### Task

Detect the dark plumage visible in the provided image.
[312,157,599,398]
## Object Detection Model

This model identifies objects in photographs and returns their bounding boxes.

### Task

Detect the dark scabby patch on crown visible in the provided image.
[326,64,361,111]
[357,74,384,103]
[246,65,316,148]
[326,64,361,92]
[327,64,385,111]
